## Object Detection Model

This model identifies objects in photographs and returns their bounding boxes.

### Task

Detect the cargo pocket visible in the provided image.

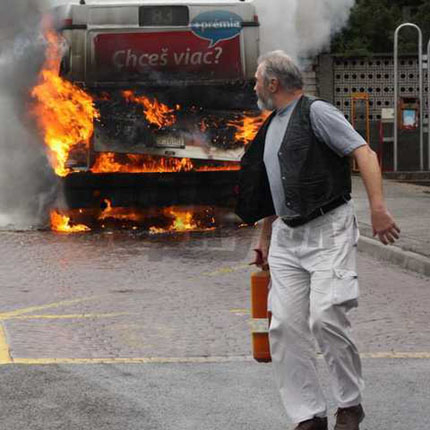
[332,268,359,306]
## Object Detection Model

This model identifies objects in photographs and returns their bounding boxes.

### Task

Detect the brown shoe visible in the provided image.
[334,404,365,430]
[295,417,328,430]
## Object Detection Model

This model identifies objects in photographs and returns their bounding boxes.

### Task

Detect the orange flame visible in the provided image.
[91,153,240,173]
[195,163,240,172]
[50,210,90,233]
[49,205,218,233]
[31,30,99,177]
[122,90,178,128]
[98,199,141,221]
[91,153,195,173]
[149,207,215,234]
[170,208,196,231]
[227,112,270,144]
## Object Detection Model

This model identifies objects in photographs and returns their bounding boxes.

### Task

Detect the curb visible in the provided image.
[358,235,430,277]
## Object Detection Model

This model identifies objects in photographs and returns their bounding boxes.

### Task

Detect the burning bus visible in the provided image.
[32,0,266,218]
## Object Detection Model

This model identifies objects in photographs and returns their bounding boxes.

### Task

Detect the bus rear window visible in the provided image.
[139,6,189,26]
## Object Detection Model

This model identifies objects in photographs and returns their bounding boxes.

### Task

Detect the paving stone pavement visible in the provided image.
[352,175,430,259]
[0,225,429,361]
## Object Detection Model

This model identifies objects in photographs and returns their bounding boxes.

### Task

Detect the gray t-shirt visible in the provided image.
[263,99,367,217]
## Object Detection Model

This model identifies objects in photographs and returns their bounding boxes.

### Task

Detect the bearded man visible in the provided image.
[236,50,400,430]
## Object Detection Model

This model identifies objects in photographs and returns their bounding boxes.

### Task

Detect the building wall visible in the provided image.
[303,69,318,97]
[315,54,429,171]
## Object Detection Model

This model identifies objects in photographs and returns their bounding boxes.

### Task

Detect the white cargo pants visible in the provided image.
[268,200,364,424]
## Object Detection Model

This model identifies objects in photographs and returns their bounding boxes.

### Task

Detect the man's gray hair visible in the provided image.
[258,50,304,92]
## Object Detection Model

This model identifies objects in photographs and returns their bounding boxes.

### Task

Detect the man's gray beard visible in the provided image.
[257,96,275,111]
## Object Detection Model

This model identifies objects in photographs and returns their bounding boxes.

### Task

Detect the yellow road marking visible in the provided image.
[361,352,430,359]
[0,295,120,363]
[1,352,430,365]
[0,323,12,364]
[203,264,250,277]
[2,295,430,365]
[7,312,131,320]
[12,356,253,365]
[0,296,105,320]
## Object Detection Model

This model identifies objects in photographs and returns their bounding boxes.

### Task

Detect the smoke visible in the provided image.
[0,0,58,229]
[254,0,355,61]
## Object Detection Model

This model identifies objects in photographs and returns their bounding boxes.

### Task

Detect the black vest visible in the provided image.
[236,95,352,224]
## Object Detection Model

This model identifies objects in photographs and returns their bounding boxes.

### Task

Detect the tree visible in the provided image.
[331,0,429,55]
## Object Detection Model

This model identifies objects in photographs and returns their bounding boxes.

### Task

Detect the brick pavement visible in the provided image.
[0,226,429,362]
[352,175,430,259]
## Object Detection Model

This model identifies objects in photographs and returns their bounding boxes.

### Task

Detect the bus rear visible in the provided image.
[51,1,263,209]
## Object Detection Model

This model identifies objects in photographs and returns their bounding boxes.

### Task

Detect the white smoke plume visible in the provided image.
[0,0,58,229]
[254,0,355,61]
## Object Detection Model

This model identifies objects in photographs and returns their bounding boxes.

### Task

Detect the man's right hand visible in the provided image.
[250,216,277,270]
[371,207,400,245]
[250,245,269,271]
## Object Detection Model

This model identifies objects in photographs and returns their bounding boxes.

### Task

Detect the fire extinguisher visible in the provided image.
[250,250,272,362]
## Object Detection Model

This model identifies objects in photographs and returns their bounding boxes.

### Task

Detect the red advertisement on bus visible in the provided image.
[92,31,243,81]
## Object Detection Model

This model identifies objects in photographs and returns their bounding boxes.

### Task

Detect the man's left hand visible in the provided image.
[371,208,400,245]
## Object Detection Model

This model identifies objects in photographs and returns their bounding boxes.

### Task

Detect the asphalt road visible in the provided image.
[0,225,429,429]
